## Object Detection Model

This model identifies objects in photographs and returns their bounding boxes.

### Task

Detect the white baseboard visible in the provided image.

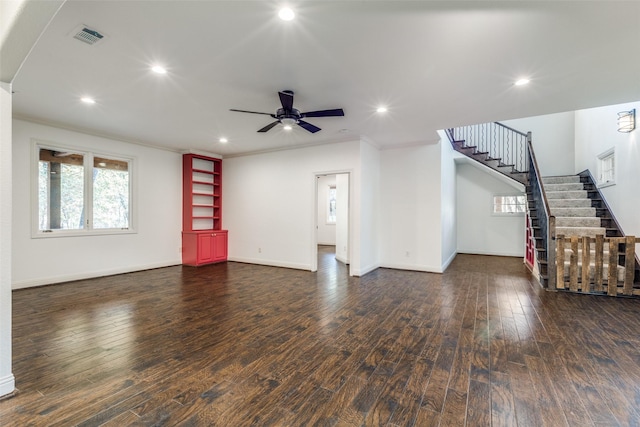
[351,263,379,277]
[441,251,458,272]
[0,374,15,398]
[12,260,181,289]
[227,256,311,271]
[379,262,444,273]
[335,255,349,265]
[457,249,524,258]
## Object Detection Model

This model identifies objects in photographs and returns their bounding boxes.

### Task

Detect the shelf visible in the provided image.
[192,168,220,175]
[192,192,219,196]
[193,216,220,219]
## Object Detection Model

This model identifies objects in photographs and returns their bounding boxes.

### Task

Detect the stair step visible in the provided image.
[555,217,601,227]
[548,198,592,208]
[544,183,584,192]
[556,226,607,237]
[550,207,596,217]
[543,175,581,184]
[546,190,588,199]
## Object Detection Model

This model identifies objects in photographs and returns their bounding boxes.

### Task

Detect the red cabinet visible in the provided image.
[182,230,228,266]
[182,154,228,266]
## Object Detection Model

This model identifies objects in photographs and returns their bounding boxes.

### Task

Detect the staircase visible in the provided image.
[544,175,605,238]
[447,122,640,297]
[543,175,624,282]
[447,123,529,184]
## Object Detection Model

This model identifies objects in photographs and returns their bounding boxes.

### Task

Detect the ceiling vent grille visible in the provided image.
[72,26,104,45]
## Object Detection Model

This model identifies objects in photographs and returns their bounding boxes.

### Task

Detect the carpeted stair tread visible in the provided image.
[550,207,596,217]
[556,226,607,238]
[544,183,585,192]
[542,176,581,184]
[547,190,588,199]
[555,217,602,227]
[548,199,592,208]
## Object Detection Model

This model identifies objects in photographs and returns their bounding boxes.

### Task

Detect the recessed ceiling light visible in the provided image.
[219,137,228,143]
[376,106,388,113]
[151,65,167,74]
[514,78,530,86]
[283,124,293,131]
[278,7,295,21]
[81,97,96,104]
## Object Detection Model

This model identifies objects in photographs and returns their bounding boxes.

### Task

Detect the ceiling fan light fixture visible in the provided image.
[281,117,297,127]
[283,125,293,131]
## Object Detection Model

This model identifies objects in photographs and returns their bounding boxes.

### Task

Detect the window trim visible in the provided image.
[31,139,137,238]
[492,194,526,216]
[597,148,615,188]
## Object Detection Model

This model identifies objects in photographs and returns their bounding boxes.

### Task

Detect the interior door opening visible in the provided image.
[312,172,351,275]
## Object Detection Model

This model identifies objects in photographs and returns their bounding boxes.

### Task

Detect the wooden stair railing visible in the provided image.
[556,235,639,296]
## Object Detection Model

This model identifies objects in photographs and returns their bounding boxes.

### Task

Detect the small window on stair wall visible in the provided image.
[493,195,526,215]
[597,148,615,188]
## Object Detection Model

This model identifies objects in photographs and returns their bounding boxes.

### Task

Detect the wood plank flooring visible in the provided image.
[2,247,640,426]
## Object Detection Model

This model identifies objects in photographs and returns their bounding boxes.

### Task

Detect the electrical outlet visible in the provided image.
[258,247,262,253]
[405,251,410,257]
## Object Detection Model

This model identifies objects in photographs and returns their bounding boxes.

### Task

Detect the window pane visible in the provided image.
[93,157,130,229]
[38,149,85,230]
[327,187,337,223]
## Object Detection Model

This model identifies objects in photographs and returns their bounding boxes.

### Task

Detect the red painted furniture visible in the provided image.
[182,154,228,266]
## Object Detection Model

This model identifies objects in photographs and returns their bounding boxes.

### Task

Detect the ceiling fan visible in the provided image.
[230,90,344,133]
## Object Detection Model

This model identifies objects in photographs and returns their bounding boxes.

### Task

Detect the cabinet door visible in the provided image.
[197,233,214,264]
[212,232,228,261]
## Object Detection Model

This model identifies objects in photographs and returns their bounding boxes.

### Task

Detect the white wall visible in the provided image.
[357,141,380,275]
[0,82,15,397]
[335,173,349,264]
[456,163,525,257]
[574,101,640,244]
[502,111,575,176]
[379,143,445,272]
[316,175,336,245]
[223,140,361,273]
[12,119,182,288]
[440,135,457,269]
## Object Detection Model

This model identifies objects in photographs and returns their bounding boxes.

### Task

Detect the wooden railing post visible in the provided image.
[556,234,564,290]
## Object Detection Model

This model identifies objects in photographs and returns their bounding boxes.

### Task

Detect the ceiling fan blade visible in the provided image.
[297,120,321,133]
[301,108,345,118]
[279,90,294,111]
[230,109,273,116]
[257,120,280,133]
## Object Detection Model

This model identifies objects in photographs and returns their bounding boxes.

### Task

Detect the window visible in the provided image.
[493,195,526,214]
[597,148,615,187]
[327,186,337,223]
[35,142,133,236]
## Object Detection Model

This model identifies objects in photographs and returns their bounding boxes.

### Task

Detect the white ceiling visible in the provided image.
[12,1,640,157]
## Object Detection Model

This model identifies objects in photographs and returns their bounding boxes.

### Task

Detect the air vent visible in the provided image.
[72,25,105,45]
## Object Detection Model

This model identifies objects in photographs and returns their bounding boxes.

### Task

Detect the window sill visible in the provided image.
[32,228,137,239]
[597,181,616,189]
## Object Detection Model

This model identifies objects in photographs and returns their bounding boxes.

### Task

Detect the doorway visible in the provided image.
[312,172,351,275]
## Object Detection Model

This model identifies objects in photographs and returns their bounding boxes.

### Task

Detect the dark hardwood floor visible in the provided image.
[2,246,640,426]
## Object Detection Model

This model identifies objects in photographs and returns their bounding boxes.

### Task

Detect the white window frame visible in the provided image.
[597,148,615,188]
[31,139,136,238]
[492,194,526,216]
